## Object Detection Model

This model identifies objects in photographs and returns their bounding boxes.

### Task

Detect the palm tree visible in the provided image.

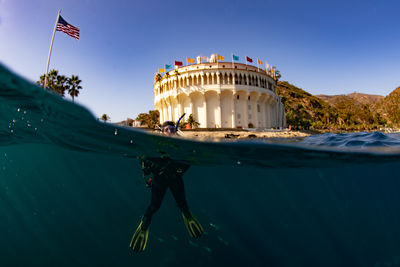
[155,73,162,93]
[165,71,170,91]
[37,69,68,96]
[101,114,110,122]
[174,69,180,88]
[56,75,68,96]
[187,114,200,128]
[67,75,82,102]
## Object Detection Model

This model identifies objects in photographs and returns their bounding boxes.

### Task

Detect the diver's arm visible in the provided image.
[141,159,152,176]
[139,157,155,187]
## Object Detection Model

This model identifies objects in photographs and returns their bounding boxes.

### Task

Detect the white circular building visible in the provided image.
[154,56,285,129]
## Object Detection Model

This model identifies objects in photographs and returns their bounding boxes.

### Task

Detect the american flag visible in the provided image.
[56,15,80,40]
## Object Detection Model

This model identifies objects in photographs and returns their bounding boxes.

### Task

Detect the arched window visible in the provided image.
[235,74,238,84]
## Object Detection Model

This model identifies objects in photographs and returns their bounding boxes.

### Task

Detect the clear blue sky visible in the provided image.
[1,0,399,122]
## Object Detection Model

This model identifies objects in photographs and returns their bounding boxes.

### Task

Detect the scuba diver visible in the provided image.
[129,114,204,252]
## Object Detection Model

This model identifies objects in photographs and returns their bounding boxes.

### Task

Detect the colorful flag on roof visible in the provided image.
[246,56,253,63]
[56,15,80,40]
[158,68,165,73]
[174,61,183,66]
[232,54,239,61]
[165,64,172,69]
[217,54,224,61]
[257,58,263,65]
[187,58,195,64]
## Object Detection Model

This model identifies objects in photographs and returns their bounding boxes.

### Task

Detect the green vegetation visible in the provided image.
[101,114,110,122]
[377,87,400,126]
[277,81,392,130]
[186,114,200,129]
[37,70,82,101]
[67,75,82,102]
[135,110,160,128]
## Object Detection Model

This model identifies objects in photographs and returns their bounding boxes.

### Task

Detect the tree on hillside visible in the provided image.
[382,88,400,124]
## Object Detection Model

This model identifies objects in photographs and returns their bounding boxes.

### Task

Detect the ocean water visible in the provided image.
[1,64,400,267]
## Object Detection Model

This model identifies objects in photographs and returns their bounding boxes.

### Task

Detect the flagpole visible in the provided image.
[257,58,259,72]
[44,10,61,88]
[232,53,234,69]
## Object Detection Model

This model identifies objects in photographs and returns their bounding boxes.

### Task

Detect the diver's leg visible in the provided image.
[169,177,190,216]
[169,177,204,238]
[142,179,167,229]
[130,180,167,252]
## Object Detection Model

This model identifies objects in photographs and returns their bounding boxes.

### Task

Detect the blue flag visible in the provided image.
[232,54,239,61]
[165,64,172,69]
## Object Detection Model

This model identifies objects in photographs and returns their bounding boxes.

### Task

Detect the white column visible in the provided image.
[231,92,236,128]
[189,101,193,118]
[162,102,168,123]
[167,100,173,121]
[265,98,270,128]
[203,95,207,128]
[243,92,248,128]
[251,94,258,128]
[178,100,183,117]
[272,100,277,128]
[260,98,266,128]
[216,94,221,128]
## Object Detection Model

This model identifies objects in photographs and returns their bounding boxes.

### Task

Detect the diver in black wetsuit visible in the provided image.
[129,117,204,252]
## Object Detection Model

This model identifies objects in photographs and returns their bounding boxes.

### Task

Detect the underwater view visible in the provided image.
[2,64,400,267]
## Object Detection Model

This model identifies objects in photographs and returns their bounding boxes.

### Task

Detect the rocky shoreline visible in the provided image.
[178,129,312,140]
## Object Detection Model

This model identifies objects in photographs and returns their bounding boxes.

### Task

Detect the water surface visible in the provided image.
[1,65,400,267]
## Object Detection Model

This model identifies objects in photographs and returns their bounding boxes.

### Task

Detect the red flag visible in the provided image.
[174,61,183,66]
[246,56,253,63]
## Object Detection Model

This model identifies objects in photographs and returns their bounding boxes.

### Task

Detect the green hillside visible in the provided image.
[276,81,389,130]
[376,87,400,125]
